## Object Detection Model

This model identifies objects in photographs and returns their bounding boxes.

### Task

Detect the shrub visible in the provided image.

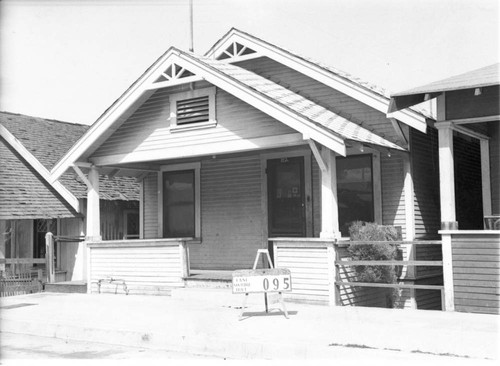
[347,221,401,307]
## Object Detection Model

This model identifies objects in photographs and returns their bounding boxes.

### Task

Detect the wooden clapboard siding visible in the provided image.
[91,85,297,162]
[88,240,184,295]
[451,233,500,314]
[275,244,330,304]
[490,122,500,215]
[381,154,407,236]
[416,289,442,310]
[235,57,402,144]
[415,244,443,279]
[189,155,264,269]
[454,135,483,229]
[411,128,440,238]
[143,173,158,239]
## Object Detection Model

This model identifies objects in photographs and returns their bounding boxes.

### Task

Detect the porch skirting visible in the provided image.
[87,238,190,295]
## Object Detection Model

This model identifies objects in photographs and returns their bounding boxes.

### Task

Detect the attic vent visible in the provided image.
[169,87,217,131]
[176,96,209,125]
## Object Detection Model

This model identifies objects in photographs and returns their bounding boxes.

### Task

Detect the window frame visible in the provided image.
[158,162,201,241]
[169,87,217,132]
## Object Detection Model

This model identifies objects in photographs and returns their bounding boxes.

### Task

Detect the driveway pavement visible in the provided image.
[0,292,498,360]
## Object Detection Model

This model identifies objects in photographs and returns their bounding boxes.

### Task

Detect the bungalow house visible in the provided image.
[389,63,500,314]
[0,112,140,283]
[45,29,450,306]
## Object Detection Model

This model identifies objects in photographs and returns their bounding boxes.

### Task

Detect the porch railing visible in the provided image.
[272,238,446,310]
[334,240,444,310]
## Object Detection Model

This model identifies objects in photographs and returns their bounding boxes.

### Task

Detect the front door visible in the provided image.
[267,156,306,238]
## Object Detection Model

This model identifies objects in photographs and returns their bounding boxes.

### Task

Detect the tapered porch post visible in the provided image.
[320,148,341,239]
[86,165,101,241]
[436,121,457,311]
[436,122,458,230]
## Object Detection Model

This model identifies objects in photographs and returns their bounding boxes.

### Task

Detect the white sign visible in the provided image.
[232,268,292,294]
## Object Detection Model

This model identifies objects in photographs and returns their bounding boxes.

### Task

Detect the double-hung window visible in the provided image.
[160,163,201,239]
[169,87,216,131]
[336,154,376,236]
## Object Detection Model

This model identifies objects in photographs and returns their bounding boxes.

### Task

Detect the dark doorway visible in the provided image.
[267,156,306,238]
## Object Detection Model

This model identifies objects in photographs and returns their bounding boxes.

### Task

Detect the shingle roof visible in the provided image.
[190,53,404,151]
[392,63,500,96]
[207,28,433,119]
[0,112,88,170]
[0,111,140,201]
[0,137,79,220]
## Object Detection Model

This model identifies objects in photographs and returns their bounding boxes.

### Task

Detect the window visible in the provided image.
[169,87,216,131]
[336,154,374,236]
[160,163,200,239]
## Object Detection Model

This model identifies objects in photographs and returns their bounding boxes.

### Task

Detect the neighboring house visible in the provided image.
[0,112,140,282]
[389,63,500,314]
[48,28,450,307]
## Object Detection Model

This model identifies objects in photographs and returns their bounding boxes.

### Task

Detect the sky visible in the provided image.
[0,0,498,126]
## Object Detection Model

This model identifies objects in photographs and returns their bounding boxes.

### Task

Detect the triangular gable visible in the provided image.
[51,47,405,181]
[205,28,431,132]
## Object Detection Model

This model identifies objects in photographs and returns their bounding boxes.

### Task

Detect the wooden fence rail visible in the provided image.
[334,240,445,310]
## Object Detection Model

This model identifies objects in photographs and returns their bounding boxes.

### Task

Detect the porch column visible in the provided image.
[86,165,101,241]
[436,123,458,230]
[320,148,340,239]
[480,139,492,218]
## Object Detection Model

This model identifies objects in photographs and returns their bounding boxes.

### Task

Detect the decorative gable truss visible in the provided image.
[146,62,203,91]
[215,41,257,62]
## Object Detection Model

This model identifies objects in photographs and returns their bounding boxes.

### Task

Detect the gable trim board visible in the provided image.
[0,124,80,212]
[50,48,405,180]
[205,28,429,133]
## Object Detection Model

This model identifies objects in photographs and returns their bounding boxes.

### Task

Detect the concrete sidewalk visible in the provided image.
[0,292,498,360]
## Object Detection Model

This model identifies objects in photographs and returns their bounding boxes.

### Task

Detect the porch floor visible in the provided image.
[187,269,233,281]
[185,270,233,289]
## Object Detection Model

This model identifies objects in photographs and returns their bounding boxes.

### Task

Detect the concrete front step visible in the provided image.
[44,281,87,294]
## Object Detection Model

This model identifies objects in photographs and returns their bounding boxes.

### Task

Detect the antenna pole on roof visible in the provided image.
[189,0,194,52]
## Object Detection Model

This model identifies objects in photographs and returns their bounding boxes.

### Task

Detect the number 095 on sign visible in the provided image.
[232,269,292,294]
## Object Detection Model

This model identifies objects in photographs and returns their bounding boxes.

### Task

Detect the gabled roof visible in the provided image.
[0,136,79,220]
[205,28,433,130]
[0,112,88,170]
[0,112,140,202]
[49,46,406,180]
[195,54,404,150]
[388,63,500,113]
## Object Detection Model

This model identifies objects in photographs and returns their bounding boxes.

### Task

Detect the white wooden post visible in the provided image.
[320,148,340,239]
[440,231,455,311]
[326,242,339,306]
[45,232,55,283]
[86,165,101,241]
[480,139,492,218]
[436,123,458,230]
[180,241,190,278]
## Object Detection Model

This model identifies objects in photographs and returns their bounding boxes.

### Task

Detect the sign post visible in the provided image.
[232,249,292,319]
